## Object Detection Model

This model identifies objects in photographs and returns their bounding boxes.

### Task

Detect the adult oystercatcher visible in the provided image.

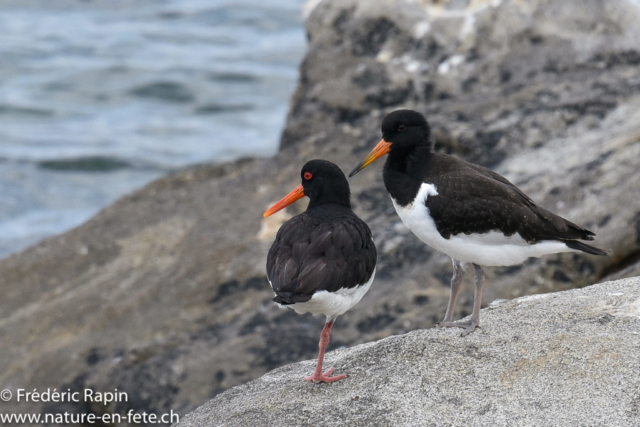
[349,109,606,336]
[264,159,377,382]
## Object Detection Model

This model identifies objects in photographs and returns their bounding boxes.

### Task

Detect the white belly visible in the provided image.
[392,183,573,266]
[277,268,376,322]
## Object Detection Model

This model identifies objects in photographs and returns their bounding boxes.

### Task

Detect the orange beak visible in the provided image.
[263,184,306,217]
[349,139,392,177]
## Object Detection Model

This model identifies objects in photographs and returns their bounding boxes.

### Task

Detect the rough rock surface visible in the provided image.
[1,0,640,423]
[177,277,640,427]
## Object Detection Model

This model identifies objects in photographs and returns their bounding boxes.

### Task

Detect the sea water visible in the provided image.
[0,0,306,257]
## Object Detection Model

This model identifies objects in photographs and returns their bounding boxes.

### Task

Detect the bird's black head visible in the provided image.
[264,159,350,217]
[349,109,432,177]
[381,109,431,149]
[301,159,351,209]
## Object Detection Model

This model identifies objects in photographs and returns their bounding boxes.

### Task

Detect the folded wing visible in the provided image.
[267,215,376,304]
[426,165,596,244]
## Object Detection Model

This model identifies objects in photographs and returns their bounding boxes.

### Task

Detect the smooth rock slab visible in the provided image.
[177,277,640,427]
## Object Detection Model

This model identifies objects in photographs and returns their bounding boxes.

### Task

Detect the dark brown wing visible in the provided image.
[465,162,537,206]
[266,211,376,304]
[425,163,596,243]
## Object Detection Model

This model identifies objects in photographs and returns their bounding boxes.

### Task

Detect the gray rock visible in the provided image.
[1,0,640,422]
[177,277,640,427]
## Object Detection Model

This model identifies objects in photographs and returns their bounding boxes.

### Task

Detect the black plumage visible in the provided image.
[378,112,602,250]
[416,154,598,245]
[350,109,607,336]
[268,205,376,304]
[263,159,376,383]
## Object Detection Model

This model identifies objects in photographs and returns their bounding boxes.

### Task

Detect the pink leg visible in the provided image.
[304,321,347,383]
[437,258,465,324]
[439,264,485,336]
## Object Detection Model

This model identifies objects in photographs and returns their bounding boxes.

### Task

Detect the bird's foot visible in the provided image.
[304,367,347,383]
[437,319,479,337]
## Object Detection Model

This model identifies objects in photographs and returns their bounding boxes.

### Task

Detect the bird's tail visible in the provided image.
[562,240,609,256]
[273,292,313,305]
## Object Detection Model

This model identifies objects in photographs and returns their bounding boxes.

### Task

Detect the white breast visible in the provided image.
[281,268,376,322]
[392,183,574,266]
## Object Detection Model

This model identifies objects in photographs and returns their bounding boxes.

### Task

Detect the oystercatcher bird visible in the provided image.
[349,109,606,336]
[264,159,377,382]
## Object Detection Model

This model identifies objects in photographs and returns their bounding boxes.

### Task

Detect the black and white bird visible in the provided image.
[264,159,377,382]
[349,109,606,336]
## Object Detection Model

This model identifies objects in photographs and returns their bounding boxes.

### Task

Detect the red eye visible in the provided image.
[304,172,312,180]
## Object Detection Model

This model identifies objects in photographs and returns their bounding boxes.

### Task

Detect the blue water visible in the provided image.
[0,0,306,257]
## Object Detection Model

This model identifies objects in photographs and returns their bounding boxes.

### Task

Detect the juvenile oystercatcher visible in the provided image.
[350,109,606,336]
[264,159,377,382]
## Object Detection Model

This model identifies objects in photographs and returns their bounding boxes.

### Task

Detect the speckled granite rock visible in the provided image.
[176,277,640,427]
[1,0,640,424]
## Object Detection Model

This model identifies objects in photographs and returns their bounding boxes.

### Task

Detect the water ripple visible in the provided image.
[0,0,306,257]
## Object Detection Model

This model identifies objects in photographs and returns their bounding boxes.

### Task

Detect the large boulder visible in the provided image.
[177,277,640,427]
[1,0,640,422]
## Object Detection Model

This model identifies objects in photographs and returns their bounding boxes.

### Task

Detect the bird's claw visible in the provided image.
[304,367,348,383]
[437,319,479,336]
